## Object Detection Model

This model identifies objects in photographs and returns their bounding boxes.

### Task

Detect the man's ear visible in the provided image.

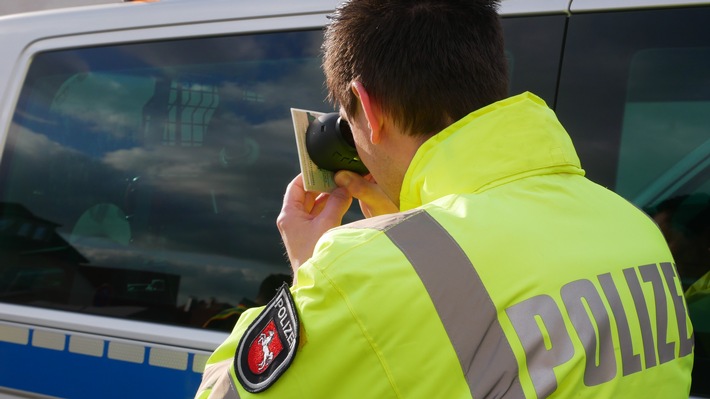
[351,81,383,144]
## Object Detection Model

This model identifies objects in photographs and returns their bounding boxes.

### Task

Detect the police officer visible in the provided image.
[196,0,694,397]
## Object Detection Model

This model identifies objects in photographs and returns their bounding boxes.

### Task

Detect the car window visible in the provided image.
[502,15,566,106]
[0,30,330,330]
[0,15,566,335]
[556,7,710,396]
[617,48,710,204]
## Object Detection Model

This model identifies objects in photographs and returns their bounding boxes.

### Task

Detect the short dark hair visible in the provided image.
[323,0,508,136]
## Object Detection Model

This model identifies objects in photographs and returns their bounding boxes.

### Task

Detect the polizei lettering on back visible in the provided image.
[505,262,694,398]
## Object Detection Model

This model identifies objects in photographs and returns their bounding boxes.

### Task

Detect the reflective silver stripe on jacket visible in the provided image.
[349,209,524,398]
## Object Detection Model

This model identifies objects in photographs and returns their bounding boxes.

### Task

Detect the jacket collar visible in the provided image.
[399,92,585,211]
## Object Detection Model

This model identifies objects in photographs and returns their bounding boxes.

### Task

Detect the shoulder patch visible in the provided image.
[235,283,299,393]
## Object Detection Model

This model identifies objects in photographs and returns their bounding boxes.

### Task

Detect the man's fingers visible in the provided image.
[282,175,305,208]
[317,187,353,225]
[335,171,398,217]
[277,174,345,271]
[311,193,329,216]
[334,171,375,199]
[282,174,317,213]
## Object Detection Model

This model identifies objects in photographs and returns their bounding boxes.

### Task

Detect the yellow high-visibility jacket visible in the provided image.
[196,92,694,399]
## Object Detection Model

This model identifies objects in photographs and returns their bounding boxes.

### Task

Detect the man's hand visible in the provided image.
[277,174,353,276]
[334,171,399,218]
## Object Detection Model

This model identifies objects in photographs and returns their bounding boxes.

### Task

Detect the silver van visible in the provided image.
[0,0,707,397]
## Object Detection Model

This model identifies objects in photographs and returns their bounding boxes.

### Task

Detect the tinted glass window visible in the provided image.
[0,16,565,334]
[556,7,710,395]
[502,15,566,106]
[0,30,331,330]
